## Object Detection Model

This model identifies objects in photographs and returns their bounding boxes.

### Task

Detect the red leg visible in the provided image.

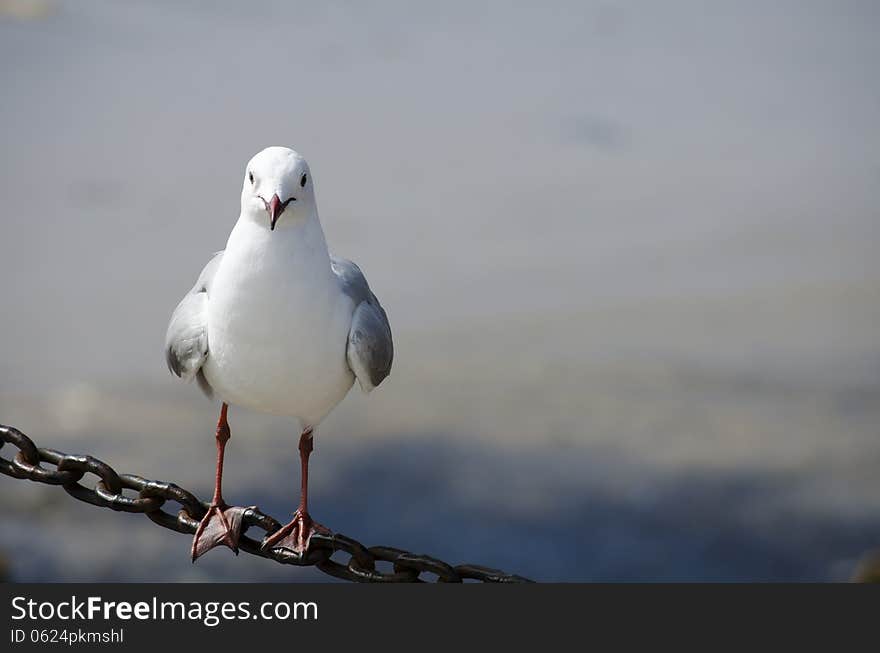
[298,428,313,515]
[262,427,331,554]
[212,403,230,505]
[191,403,246,561]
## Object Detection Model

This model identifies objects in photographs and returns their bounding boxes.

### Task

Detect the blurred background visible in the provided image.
[1,0,879,581]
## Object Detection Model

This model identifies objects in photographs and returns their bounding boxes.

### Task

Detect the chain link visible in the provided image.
[0,424,532,583]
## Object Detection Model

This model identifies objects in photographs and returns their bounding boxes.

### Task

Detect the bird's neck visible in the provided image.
[229,209,331,270]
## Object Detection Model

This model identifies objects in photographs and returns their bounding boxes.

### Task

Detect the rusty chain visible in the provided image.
[0,424,531,583]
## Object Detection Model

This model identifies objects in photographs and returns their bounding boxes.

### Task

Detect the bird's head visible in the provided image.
[241,146,315,231]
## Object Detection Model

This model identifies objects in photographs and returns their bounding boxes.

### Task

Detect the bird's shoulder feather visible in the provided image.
[164,251,223,395]
[331,255,393,392]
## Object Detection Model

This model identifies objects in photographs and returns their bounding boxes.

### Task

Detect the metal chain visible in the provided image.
[0,424,531,583]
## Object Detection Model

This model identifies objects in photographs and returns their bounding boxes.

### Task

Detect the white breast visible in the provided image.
[203,215,355,426]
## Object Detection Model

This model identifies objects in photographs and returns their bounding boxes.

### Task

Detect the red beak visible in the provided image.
[268,194,284,231]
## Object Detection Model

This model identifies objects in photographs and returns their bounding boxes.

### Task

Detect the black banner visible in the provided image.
[1,583,876,649]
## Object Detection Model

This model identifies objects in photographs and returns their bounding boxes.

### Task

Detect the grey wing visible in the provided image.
[331,255,393,393]
[164,251,223,396]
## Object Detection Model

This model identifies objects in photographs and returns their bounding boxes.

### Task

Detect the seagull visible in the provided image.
[165,146,393,561]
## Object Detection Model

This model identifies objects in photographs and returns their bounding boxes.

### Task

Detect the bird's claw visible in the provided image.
[191,503,247,562]
[261,509,331,554]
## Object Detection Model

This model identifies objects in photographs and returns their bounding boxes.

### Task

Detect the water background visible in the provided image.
[1,0,879,581]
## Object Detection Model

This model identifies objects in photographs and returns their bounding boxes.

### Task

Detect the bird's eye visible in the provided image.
[300,173,307,188]
[248,171,254,184]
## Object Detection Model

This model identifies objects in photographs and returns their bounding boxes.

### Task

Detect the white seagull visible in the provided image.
[165,146,393,560]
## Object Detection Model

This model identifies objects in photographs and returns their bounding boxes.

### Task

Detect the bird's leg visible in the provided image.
[191,403,247,561]
[262,427,331,554]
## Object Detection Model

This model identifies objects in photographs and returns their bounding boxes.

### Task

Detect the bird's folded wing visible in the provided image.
[165,251,223,394]
[331,256,394,393]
